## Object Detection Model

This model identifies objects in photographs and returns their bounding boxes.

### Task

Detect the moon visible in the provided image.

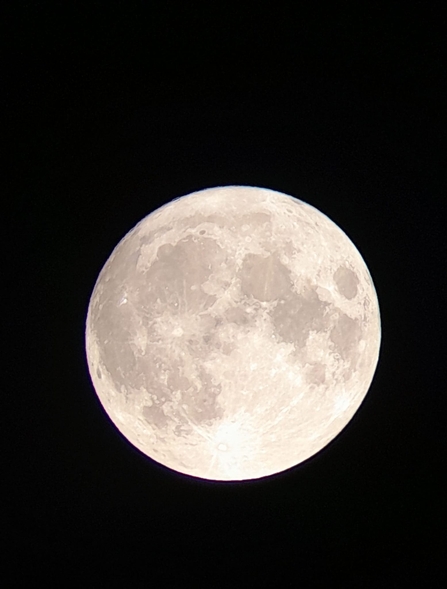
[85,186,381,481]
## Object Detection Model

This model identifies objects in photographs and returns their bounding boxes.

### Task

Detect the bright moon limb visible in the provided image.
[85,186,381,481]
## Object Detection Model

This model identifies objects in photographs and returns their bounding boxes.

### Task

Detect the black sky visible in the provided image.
[3,3,446,587]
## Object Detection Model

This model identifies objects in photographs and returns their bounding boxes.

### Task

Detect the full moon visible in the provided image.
[85,186,381,481]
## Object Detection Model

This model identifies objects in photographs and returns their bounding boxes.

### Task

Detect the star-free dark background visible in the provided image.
[4,2,446,587]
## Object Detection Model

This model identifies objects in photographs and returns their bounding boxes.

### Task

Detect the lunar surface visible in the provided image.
[85,186,381,481]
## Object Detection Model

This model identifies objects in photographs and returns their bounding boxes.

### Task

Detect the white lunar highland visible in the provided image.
[86,186,381,480]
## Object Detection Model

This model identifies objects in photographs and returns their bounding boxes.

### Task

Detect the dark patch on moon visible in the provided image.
[306,362,326,385]
[143,403,169,428]
[333,266,359,300]
[156,242,175,260]
[97,335,138,394]
[178,213,228,231]
[185,369,224,424]
[271,287,331,349]
[330,313,362,361]
[240,212,271,226]
[139,350,224,430]
[167,365,191,393]
[239,252,292,302]
[223,305,251,326]
[141,234,228,314]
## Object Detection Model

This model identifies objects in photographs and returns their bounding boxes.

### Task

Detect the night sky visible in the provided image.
[4,3,446,587]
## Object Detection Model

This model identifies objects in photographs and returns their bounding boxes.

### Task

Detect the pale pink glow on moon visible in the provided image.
[85,186,381,481]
